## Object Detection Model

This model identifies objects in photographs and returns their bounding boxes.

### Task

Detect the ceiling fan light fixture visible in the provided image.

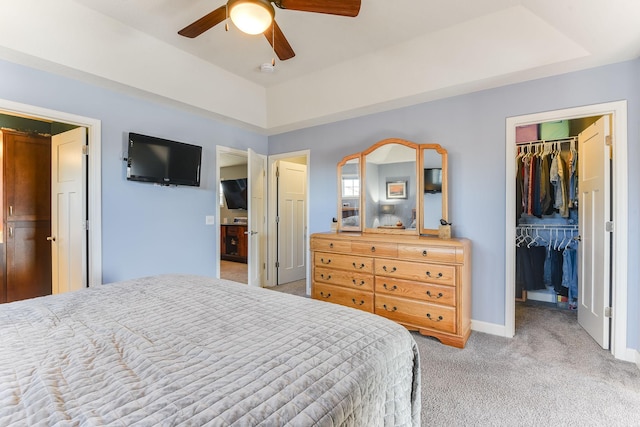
[228,0,274,35]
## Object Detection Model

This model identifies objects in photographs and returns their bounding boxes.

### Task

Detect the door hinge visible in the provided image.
[605,307,612,318]
[82,145,89,155]
[605,221,614,232]
[275,261,280,268]
[83,220,89,230]
[605,135,612,146]
[276,216,280,224]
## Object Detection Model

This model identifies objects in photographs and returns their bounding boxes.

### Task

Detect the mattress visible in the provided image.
[0,274,420,426]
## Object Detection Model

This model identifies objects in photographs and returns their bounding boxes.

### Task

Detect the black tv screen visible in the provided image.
[127,132,202,187]
[221,178,248,210]
[424,168,442,193]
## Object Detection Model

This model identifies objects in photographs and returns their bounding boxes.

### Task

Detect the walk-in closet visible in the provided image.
[515,115,607,320]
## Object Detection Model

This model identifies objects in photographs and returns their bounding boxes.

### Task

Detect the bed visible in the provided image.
[0,274,420,426]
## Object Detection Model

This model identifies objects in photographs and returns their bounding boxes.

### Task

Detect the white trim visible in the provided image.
[505,101,628,361]
[0,98,102,286]
[471,319,506,337]
[266,150,310,292]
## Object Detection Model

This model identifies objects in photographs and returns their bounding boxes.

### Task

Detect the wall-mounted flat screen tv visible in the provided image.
[424,168,442,193]
[127,132,202,187]
[221,178,248,210]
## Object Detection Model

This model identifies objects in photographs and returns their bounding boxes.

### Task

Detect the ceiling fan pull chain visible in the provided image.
[271,23,276,67]
[225,4,229,31]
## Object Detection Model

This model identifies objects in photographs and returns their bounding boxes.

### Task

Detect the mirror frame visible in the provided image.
[336,138,448,236]
[337,153,362,232]
[362,138,420,235]
[419,143,448,235]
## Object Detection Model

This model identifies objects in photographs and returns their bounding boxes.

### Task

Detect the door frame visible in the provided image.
[267,150,310,291]
[0,98,102,287]
[504,100,629,361]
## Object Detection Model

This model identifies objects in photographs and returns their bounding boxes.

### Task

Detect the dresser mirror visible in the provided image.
[337,138,448,236]
[363,139,418,234]
[337,154,361,231]
[420,144,448,235]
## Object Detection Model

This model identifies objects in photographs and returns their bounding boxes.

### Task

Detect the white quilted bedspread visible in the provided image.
[0,274,420,426]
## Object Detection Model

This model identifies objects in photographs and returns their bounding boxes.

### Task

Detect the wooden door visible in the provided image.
[3,130,52,302]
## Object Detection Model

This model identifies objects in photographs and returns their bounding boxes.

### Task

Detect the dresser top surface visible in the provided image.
[311,231,470,247]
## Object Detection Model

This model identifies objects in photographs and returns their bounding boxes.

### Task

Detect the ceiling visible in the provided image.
[2,0,640,133]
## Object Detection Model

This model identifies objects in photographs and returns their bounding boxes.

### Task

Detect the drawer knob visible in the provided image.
[320,258,332,265]
[382,266,397,273]
[370,246,376,252]
[426,290,444,299]
[352,279,366,286]
[426,313,444,322]
[422,250,428,256]
[352,262,365,269]
[351,298,365,306]
[383,284,397,291]
[426,271,443,279]
[382,304,397,312]
[329,243,334,248]
[320,273,332,280]
[320,291,331,299]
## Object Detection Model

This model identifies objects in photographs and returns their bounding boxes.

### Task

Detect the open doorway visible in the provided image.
[0,98,102,300]
[267,151,309,291]
[217,148,248,284]
[505,101,629,361]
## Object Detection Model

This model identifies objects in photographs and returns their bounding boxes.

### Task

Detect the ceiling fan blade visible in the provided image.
[276,0,361,17]
[264,21,295,61]
[178,6,227,38]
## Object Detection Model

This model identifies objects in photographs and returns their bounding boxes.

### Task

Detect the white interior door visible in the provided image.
[578,115,611,348]
[51,127,87,294]
[277,160,307,284]
[247,149,266,287]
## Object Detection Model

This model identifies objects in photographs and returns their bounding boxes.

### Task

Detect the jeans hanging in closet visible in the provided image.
[516,246,547,291]
[562,249,578,302]
[551,249,567,297]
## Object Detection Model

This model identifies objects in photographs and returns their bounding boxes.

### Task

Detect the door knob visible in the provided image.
[244,231,258,235]
[47,236,56,242]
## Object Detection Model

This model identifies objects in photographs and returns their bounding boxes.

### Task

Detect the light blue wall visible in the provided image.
[0,59,268,284]
[268,59,640,350]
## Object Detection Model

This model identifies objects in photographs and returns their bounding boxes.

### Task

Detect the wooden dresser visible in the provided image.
[311,232,471,348]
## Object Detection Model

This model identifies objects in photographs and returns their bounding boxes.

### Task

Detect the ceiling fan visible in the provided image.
[178,0,361,61]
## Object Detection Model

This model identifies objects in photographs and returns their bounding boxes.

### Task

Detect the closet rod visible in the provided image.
[515,136,577,146]
[517,224,578,230]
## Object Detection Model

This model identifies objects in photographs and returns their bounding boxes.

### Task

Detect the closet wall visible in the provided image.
[515,117,600,309]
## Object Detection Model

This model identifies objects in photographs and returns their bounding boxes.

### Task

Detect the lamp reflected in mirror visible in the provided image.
[379,204,395,226]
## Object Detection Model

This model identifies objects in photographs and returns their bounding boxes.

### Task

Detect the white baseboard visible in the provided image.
[471,319,509,337]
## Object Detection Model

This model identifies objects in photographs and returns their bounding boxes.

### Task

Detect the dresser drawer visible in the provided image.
[351,241,398,258]
[375,294,456,334]
[310,237,351,253]
[314,252,373,274]
[314,267,374,291]
[398,244,458,263]
[375,277,456,307]
[374,259,455,286]
[313,283,374,313]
